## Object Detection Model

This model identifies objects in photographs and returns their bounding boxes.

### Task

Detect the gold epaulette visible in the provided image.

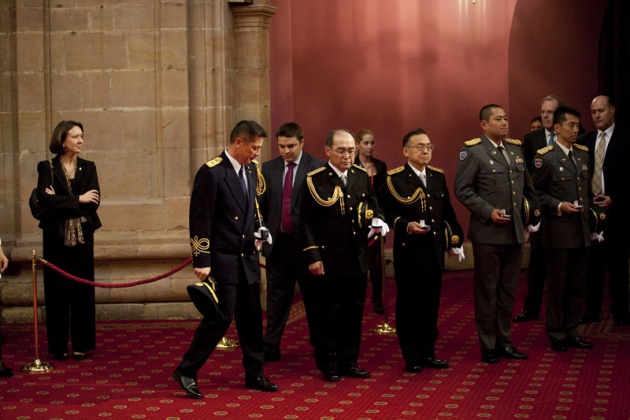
[252,159,259,165]
[574,144,588,152]
[537,145,553,155]
[205,157,222,168]
[504,138,522,146]
[464,138,482,146]
[427,165,444,174]
[353,164,367,172]
[387,166,405,176]
[307,166,326,177]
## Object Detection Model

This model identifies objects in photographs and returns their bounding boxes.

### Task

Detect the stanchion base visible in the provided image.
[373,322,397,336]
[23,359,54,373]
[216,336,239,350]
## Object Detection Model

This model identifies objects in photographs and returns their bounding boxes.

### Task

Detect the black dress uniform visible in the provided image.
[298,163,379,374]
[379,163,463,367]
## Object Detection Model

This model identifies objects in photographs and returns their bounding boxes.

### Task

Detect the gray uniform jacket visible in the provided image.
[454,135,535,245]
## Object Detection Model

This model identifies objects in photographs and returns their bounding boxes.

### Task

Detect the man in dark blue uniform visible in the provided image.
[173,120,278,398]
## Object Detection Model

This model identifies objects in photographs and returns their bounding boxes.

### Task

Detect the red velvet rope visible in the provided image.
[38,257,193,288]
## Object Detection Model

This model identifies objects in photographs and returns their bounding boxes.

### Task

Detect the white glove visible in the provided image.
[254,227,273,251]
[527,222,540,233]
[368,218,389,239]
[591,231,605,243]
[449,246,465,262]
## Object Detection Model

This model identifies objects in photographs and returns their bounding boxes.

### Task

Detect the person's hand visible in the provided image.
[254,228,272,251]
[368,218,389,238]
[593,194,612,210]
[45,185,56,195]
[308,261,324,276]
[559,202,582,214]
[79,189,100,204]
[194,266,211,281]
[591,231,605,243]
[490,209,511,224]
[407,221,431,234]
[0,246,8,274]
[448,246,465,262]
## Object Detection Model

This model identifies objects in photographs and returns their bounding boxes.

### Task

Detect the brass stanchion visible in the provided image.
[373,236,397,336]
[23,248,53,373]
[216,335,239,350]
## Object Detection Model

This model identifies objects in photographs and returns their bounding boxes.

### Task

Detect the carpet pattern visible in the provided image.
[1,270,629,419]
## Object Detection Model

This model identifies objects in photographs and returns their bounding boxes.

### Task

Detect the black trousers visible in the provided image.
[178,264,265,380]
[522,230,546,316]
[43,228,96,356]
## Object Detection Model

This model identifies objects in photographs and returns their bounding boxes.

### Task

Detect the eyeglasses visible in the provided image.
[331,148,356,156]
[406,144,434,151]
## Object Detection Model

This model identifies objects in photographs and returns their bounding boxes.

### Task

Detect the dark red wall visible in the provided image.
[269,0,608,237]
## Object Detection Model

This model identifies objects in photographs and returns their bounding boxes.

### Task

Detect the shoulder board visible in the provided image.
[464,138,482,147]
[307,166,327,177]
[205,157,222,168]
[387,166,405,176]
[252,159,259,165]
[504,138,522,146]
[352,163,367,172]
[573,144,588,152]
[537,145,553,155]
[427,165,444,174]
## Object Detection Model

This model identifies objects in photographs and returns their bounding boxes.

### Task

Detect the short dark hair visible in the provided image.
[230,120,267,144]
[553,106,581,124]
[479,104,503,121]
[49,120,84,155]
[325,129,355,148]
[402,128,428,147]
[531,116,542,125]
[275,122,304,140]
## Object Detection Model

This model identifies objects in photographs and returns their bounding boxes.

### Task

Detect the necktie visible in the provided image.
[548,132,556,146]
[419,172,427,187]
[568,150,577,169]
[497,145,510,165]
[281,162,296,233]
[239,166,248,199]
[592,132,606,195]
[341,173,347,186]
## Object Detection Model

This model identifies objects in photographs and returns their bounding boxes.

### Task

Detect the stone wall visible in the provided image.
[0,0,276,322]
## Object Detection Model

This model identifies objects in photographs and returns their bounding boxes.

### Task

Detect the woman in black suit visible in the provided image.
[37,120,101,361]
[354,129,388,314]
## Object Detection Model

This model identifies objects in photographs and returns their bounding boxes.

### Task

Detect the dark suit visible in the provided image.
[520,129,555,317]
[379,164,463,364]
[299,163,378,372]
[531,144,591,343]
[259,152,325,358]
[178,152,265,381]
[354,156,388,307]
[38,156,101,356]
[454,136,535,352]
[578,126,630,320]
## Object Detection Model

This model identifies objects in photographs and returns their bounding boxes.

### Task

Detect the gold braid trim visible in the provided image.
[573,143,588,152]
[427,165,443,174]
[504,138,522,146]
[464,138,482,146]
[253,159,266,196]
[537,145,553,155]
[190,236,210,256]
[306,176,345,214]
[386,176,426,212]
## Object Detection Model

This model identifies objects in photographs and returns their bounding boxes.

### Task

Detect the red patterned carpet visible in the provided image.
[1,270,630,419]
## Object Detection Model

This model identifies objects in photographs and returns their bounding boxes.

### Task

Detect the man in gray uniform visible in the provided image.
[454,104,536,364]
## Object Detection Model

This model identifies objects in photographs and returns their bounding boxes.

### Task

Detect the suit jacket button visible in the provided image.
[234,216,239,220]
[427,194,431,198]
[241,253,244,257]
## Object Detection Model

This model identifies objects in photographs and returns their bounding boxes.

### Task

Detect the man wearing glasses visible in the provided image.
[379,128,464,373]
[298,129,386,382]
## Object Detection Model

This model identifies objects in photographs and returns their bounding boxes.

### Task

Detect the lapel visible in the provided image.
[482,136,509,169]
[553,146,577,175]
[292,157,308,208]
[327,163,345,190]
[222,153,249,214]
[52,155,83,195]
[405,164,424,191]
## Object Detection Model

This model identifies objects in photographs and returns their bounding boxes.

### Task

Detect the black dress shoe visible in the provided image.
[481,350,499,364]
[513,309,538,323]
[339,365,370,378]
[172,370,203,399]
[73,352,87,361]
[566,336,594,349]
[579,312,598,324]
[54,353,68,361]
[322,370,341,382]
[419,357,449,369]
[245,375,279,392]
[372,300,384,314]
[264,352,281,363]
[496,346,528,360]
[405,363,423,373]
[551,340,568,352]
[613,313,630,326]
